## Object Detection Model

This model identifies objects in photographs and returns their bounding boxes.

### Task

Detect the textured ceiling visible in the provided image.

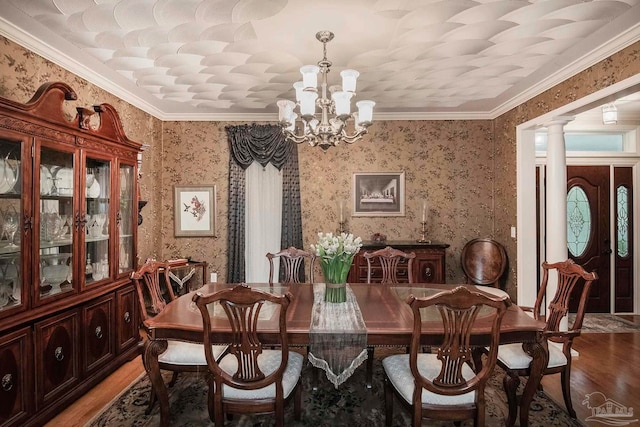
[1,0,639,120]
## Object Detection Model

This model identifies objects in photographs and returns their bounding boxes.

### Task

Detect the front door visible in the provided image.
[567,166,611,313]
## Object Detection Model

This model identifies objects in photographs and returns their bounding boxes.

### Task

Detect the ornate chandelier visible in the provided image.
[277,31,375,152]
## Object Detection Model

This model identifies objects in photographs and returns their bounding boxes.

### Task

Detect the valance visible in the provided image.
[226,124,292,170]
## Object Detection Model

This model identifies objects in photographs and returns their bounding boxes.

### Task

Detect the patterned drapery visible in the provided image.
[226,124,303,283]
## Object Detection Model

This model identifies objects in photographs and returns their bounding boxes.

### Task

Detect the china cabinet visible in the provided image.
[348,241,449,284]
[0,82,142,427]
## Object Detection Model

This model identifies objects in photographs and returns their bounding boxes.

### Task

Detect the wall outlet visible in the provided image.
[511,226,517,238]
[210,272,217,282]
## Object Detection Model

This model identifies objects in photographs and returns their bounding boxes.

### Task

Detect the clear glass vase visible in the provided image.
[321,255,352,303]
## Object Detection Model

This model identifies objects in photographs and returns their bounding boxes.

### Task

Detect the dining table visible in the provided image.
[142,282,548,427]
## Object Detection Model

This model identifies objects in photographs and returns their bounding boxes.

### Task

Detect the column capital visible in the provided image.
[544,115,575,128]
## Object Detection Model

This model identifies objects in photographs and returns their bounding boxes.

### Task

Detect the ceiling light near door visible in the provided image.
[602,103,618,124]
[277,31,375,152]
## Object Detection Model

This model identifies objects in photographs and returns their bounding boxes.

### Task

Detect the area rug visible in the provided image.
[569,313,640,333]
[88,348,582,427]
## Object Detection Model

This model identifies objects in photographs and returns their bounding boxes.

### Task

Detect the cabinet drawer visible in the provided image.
[0,327,32,427]
[116,286,138,353]
[83,295,115,374]
[35,310,80,409]
[357,266,410,283]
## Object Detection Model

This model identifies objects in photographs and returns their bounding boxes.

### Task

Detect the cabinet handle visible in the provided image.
[124,311,131,323]
[116,211,122,226]
[95,325,103,339]
[424,267,432,278]
[54,346,64,362]
[1,374,13,392]
[24,215,33,231]
[75,213,87,231]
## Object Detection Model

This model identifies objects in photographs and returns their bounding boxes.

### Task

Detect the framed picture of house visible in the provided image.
[174,185,216,237]
[352,172,405,217]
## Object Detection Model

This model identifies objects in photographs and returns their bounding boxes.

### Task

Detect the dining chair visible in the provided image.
[363,246,416,387]
[364,246,416,284]
[460,238,508,288]
[383,286,510,426]
[495,259,597,420]
[131,258,227,415]
[267,246,316,284]
[192,284,303,427]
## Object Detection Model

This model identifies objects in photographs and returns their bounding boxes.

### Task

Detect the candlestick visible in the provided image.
[417,220,431,244]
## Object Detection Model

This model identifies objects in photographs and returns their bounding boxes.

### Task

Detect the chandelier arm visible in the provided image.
[340,129,369,144]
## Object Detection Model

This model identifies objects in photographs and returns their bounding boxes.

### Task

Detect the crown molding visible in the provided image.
[0,15,166,120]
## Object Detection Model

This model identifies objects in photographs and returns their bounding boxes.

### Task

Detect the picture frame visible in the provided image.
[174,185,216,237]
[352,172,405,217]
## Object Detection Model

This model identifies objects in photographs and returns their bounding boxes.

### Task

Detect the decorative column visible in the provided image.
[545,117,573,329]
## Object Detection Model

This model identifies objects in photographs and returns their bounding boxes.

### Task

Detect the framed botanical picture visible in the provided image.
[174,185,216,237]
[352,172,405,217]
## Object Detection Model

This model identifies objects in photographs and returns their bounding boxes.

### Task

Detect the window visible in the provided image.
[617,185,629,258]
[536,132,626,152]
[567,186,591,257]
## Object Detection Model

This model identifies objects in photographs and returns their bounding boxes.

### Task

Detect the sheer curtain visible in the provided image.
[245,163,283,282]
[226,124,302,283]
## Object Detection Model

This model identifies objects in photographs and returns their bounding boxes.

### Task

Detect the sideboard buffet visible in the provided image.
[0,82,142,427]
[348,241,449,283]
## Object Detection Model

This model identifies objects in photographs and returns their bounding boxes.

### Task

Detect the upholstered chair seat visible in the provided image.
[159,340,227,366]
[383,353,477,406]
[216,350,304,400]
[497,342,568,370]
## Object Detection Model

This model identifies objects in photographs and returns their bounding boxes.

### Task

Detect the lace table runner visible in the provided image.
[308,283,368,388]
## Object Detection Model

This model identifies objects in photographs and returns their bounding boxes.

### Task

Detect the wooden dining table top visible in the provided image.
[144,282,546,347]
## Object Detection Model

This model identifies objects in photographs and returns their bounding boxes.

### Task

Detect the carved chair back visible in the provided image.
[533,259,598,338]
[193,284,292,389]
[460,238,508,287]
[364,246,416,283]
[131,258,175,321]
[407,286,510,398]
[267,246,316,284]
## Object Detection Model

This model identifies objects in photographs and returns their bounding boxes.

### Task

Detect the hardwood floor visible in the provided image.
[47,330,640,426]
[44,356,145,427]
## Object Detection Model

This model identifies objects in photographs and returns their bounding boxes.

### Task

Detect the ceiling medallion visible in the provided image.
[277,31,375,152]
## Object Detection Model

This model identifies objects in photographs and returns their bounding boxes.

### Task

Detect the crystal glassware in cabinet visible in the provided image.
[37,146,75,302]
[85,158,111,286]
[118,164,134,274]
[0,139,23,312]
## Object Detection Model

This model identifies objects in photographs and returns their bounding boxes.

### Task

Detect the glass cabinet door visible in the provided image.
[39,146,74,299]
[0,139,22,313]
[84,158,111,286]
[118,164,134,275]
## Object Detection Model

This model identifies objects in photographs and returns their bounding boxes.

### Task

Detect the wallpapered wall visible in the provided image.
[162,119,495,285]
[1,35,638,299]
